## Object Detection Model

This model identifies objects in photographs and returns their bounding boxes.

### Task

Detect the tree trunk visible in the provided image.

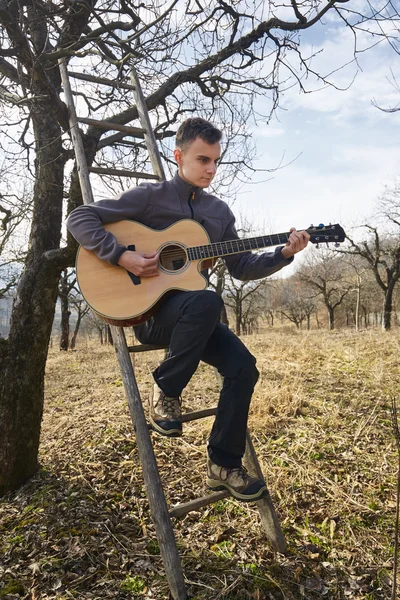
[236,302,241,336]
[328,306,335,330]
[59,271,70,351]
[383,281,396,331]
[70,312,83,350]
[306,314,311,330]
[0,105,65,495]
[355,276,361,332]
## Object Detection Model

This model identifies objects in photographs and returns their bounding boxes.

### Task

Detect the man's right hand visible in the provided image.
[117,250,160,277]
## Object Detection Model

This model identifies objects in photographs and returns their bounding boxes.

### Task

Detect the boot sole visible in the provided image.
[149,415,182,437]
[207,478,267,502]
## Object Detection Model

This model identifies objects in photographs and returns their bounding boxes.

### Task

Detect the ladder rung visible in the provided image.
[169,490,230,517]
[128,344,166,353]
[78,117,145,136]
[113,140,144,147]
[169,490,230,518]
[181,408,217,423]
[88,167,159,180]
[68,71,136,90]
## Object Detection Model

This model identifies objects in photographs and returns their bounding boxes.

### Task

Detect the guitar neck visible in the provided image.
[187,232,291,261]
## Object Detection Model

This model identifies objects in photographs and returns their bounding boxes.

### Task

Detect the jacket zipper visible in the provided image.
[188,191,195,219]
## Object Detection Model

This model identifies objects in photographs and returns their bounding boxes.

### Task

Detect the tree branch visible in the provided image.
[88,0,342,133]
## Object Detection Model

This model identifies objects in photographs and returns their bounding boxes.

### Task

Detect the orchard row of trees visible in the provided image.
[213,191,400,335]
[222,244,400,336]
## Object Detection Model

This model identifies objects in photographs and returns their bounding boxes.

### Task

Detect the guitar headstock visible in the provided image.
[306,223,346,247]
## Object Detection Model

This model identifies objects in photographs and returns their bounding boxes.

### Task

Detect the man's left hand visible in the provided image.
[281,228,310,259]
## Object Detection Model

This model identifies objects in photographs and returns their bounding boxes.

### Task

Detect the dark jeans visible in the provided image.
[135,290,259,468]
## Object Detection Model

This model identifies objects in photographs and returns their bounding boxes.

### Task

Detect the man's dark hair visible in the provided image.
[176,117,222,150]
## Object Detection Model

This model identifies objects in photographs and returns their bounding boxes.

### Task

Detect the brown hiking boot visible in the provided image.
[207,458,267,502]
[149,383,182,437]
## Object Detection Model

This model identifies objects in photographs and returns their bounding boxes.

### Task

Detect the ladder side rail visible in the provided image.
[112,327,188,599]
[130,67,166,181]
[244,430,287,553]
[59,59,95,205]
[60,61,188,599]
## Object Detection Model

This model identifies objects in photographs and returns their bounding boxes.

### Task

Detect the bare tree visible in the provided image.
[298,249,352,330]
[85,312,112,346]
[379,177,400,227]
[224,275,267,336]
[343,227,400,330]
[337,180,400,330]
[0,0,398,494]
[261,282,283,327]
[69,296,90,350]
[340,254,370,331]
[0,179,31,298]
[278,277,316,330]
[58,270,76,351]
[373,70,400,114]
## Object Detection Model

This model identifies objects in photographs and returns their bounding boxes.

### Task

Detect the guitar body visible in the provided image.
[76,219,212,326]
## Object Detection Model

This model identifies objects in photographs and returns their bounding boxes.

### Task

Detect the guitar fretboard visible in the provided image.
[187,233,291,261]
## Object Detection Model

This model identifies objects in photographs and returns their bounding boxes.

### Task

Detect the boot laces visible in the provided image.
[225,465,249,483]
[160,391,181,416]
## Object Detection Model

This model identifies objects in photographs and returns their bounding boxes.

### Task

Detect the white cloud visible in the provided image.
[282,21,400,121]
[256,126,285,138]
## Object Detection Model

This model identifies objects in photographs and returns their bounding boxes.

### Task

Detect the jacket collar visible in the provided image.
[170,172,203,200]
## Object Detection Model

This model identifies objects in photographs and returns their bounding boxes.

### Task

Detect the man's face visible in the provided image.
[174,137,221,188]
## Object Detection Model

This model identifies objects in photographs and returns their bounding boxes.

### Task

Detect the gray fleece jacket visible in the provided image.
[67,173,293,281]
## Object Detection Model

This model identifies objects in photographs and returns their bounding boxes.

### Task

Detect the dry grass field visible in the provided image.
[1,328,399,599]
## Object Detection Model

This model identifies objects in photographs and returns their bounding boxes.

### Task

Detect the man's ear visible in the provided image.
[174,148,182,165]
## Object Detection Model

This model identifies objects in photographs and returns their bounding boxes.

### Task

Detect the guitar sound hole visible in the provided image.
[159,244,187,272]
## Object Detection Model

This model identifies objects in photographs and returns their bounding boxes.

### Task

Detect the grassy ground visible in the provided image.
[0,328,399,599]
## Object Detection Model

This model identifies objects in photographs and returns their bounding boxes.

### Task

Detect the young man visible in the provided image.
[67,118,309,502]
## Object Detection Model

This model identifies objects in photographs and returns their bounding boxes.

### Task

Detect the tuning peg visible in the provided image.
[309,223,314,228]
[334,242,340,248]
[318,223,324,229]
[316,243,320,249]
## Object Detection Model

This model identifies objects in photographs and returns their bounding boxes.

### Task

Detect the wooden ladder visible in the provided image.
[59,60,286,600]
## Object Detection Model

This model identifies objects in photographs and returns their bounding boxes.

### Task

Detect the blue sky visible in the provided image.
[234,6,400,236]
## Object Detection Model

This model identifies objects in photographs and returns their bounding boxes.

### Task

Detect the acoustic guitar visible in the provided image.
[75,219,345,326]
